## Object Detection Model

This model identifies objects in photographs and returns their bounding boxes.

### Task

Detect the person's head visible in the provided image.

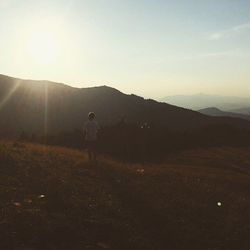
[88,112,95,121]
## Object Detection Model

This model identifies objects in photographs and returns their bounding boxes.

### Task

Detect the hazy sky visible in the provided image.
[1,0,250,99]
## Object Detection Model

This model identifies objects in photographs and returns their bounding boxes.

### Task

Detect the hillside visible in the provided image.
[1,141,250,249]
[1,74,250,137]
[198,107,250,121]
[161,93,250,111]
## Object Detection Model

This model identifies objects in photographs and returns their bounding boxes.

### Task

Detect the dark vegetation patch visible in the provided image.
[18,122,250,163]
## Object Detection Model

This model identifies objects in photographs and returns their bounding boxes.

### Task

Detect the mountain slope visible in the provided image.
[161,93,250,111]
[1,74,250,137]
[198,107,250,121]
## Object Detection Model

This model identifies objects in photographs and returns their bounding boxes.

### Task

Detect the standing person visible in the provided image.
[83,112,100,162]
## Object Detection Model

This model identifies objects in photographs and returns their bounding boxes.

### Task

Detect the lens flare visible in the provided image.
[0,80,21,111]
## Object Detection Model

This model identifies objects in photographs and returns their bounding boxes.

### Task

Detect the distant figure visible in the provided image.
[83,112,100,162]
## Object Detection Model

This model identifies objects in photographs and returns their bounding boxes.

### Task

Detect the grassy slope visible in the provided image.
[1,142,250,250]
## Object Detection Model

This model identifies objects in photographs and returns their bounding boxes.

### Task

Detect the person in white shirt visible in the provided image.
[83,112,100,162]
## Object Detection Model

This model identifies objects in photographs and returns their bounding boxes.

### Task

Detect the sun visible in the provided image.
[24,21,65,65]
[28,31,61,64]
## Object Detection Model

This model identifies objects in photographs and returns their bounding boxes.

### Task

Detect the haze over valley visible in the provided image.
[161,93,250,111]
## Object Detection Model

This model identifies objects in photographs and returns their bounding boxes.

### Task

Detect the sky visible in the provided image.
[1,0,250,99]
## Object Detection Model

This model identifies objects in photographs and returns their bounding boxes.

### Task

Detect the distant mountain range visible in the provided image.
[198,107,250,121]
[161,93,250,111]
[1,74,250,137]
[230,107,250,115]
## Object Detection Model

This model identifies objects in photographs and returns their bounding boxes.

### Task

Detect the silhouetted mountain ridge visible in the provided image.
[1,74,250,137]
[198,107,250,121]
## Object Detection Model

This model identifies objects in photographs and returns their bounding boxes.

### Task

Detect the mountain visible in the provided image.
[160,93,250,111]
[1,74,250,137]
[230,107,250,115]
[198,107,250,121]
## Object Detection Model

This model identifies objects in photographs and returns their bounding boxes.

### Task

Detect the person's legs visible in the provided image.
[89,141,97,163]
[93,150,97,162]
[86,141,92,161]
[87,141,97,162]
[87,148,92,161]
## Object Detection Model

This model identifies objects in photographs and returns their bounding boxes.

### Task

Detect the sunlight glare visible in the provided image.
[28,31,60,64]
[24,20,65,65]
[0,80,21,111]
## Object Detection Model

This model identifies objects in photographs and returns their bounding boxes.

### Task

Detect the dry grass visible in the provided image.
[1,141,250,249]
